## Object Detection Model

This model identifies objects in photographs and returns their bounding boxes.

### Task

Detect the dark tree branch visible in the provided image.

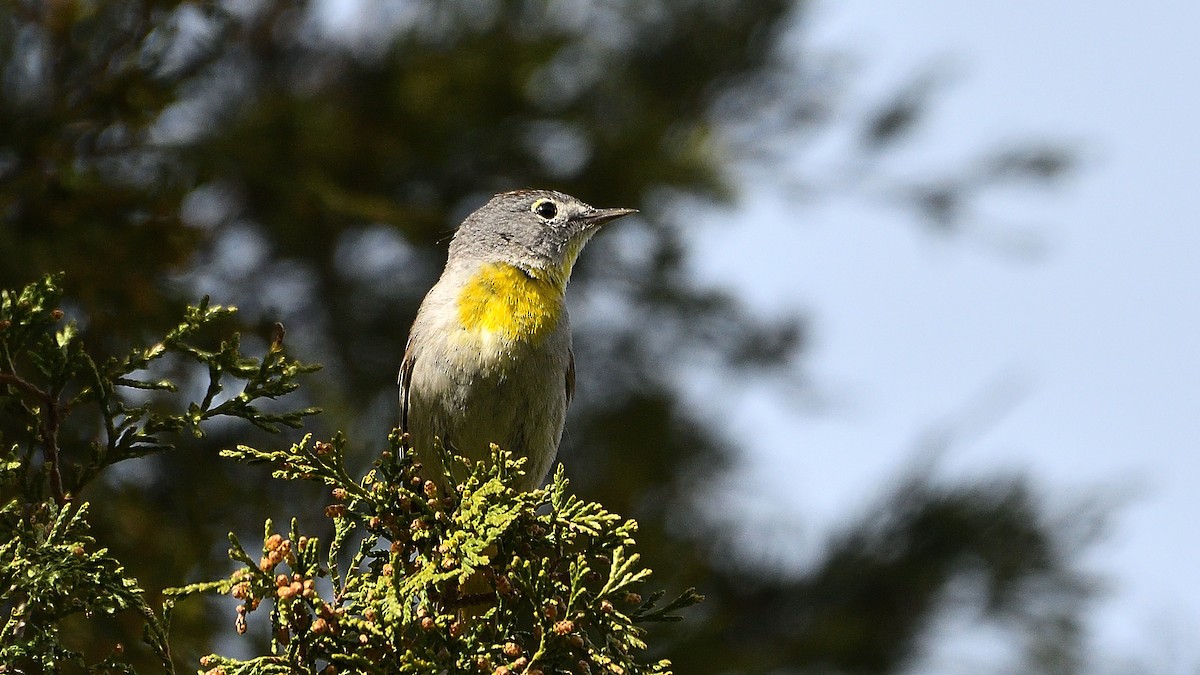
[0,371,68,505]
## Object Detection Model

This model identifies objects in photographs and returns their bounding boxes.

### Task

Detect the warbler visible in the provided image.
[399,189,636,491]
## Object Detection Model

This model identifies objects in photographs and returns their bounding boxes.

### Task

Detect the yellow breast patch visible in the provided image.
[456,263,564,343]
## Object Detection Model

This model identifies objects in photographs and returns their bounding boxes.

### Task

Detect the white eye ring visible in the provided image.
[531,199,558,220]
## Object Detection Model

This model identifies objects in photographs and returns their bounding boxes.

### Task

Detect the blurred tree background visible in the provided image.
[0,0,1095,672]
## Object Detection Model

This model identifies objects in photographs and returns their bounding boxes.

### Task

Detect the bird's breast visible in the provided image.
[455,262,564,347]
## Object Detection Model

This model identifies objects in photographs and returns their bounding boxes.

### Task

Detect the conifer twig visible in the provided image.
[0,371,66,504]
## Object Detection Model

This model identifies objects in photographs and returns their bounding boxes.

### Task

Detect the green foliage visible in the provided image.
[0,274,320,506]
[0,274,318,671]
[1,274,697,673]
[0,500,172,674]
[170,434,700,674]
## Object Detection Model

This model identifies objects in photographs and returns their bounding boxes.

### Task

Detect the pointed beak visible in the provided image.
[577,206,638,228]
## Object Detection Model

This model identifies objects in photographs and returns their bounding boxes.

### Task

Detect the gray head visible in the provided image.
[448,189,636,280]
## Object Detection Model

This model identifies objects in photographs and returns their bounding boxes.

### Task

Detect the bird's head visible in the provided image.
[450,189,637,288]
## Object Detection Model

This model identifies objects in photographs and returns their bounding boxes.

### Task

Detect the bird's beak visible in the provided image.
[577,206,638,228]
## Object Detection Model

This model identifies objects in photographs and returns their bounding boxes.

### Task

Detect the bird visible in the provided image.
[398,189,636,491]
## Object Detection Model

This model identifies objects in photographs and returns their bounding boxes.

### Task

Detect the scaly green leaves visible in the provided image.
[2,274,696,673]
[175,435,700,674]
[1,274,319,673]
[0,499,166,673]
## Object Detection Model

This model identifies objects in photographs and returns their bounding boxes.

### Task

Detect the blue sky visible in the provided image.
[689,1,1200,669]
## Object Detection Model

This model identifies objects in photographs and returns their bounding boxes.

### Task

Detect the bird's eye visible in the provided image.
[532,199,558,220]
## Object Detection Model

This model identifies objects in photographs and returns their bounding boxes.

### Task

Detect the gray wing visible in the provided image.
[398,335,416,433]
[565,346,575,408]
